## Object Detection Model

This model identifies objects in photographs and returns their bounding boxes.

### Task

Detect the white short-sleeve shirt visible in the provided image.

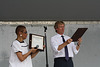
[9,40,32,67]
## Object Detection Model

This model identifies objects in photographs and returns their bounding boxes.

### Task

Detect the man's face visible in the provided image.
[56,24,65,35]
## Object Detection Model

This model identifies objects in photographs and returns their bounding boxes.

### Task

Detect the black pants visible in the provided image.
[54,57,74,67]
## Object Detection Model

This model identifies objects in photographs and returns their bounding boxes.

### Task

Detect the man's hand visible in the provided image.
[65,39,73,44]
[77,38,82,46]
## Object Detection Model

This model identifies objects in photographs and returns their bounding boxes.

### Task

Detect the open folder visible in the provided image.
[71,28,88,42]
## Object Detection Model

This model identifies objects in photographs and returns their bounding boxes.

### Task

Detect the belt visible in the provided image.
[55,57,72,60]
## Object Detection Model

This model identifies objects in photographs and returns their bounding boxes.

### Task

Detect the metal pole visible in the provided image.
[44,26,49,67]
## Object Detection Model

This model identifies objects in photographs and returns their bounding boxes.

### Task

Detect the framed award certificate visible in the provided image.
[29,33,44,51]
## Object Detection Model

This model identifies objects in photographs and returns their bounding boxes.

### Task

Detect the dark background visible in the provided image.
[0,0,100,21]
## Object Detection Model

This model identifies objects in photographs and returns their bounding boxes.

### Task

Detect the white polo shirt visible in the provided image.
[50,34,79,58]
[9,40,32,67]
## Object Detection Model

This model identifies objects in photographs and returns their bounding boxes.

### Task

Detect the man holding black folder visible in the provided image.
[50,21,82,67]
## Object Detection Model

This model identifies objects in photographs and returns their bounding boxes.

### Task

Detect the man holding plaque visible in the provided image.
[50,21,82,67]
[9,25,39,67]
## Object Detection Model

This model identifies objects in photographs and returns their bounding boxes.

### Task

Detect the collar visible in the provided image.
[57,33,65,37]
[16,40,24,43]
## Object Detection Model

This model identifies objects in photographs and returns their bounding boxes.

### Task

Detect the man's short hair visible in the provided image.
[54,21,65,32]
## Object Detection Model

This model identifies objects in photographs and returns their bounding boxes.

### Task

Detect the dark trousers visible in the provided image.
[54,57,74,67]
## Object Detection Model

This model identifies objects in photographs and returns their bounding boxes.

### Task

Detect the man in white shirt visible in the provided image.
[50,21,82,67]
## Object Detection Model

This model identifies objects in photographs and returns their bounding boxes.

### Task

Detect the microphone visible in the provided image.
[44,26,47,32]
[34,45,39,49]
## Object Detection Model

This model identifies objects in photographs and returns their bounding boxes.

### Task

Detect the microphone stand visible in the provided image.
[44,26,49,67]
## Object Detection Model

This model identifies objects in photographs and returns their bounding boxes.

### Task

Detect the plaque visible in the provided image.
[71,28,88,42]
[29,33,44,51]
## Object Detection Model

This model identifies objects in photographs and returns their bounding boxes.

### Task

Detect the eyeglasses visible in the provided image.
[23,31,27,34]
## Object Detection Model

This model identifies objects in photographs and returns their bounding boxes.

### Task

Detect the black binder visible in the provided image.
[71,28,88,42]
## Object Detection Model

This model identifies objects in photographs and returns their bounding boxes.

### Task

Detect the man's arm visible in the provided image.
[76,38,82,50]
[58,39,72,51]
